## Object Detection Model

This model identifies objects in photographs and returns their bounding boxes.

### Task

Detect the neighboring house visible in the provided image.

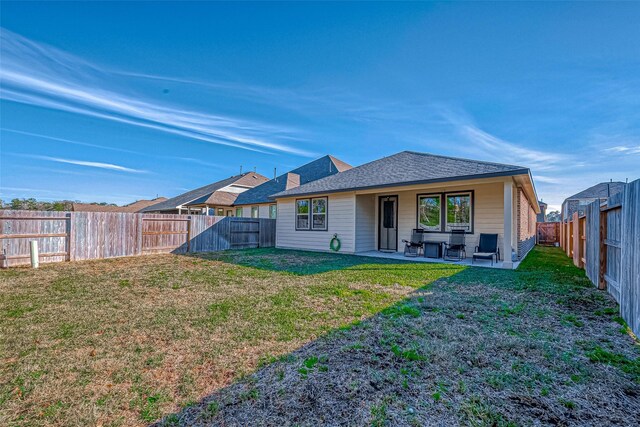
[561,181,626,221]
[233,155,352,219]
[141,172,269,215]
[537,200,547,223]
[72,197,168,213]
[272,151,540,268]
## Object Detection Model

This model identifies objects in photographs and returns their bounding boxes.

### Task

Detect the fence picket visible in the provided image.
[0,211,276,267]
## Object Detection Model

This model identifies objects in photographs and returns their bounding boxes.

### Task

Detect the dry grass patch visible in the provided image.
[0,250,458,426]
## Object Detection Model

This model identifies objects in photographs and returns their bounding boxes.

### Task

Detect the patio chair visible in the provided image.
[444,229,466,261]
[402,229,424,257]
[472,233,500,265]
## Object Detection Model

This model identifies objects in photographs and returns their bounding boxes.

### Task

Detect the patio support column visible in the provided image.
[503,180,514,269]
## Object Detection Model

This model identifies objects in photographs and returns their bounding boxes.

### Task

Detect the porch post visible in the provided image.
[503,181,514,269]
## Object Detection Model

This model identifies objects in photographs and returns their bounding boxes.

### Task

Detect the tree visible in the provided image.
[546,210,561,222]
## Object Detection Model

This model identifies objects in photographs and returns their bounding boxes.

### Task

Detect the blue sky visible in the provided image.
[1,2,639,210]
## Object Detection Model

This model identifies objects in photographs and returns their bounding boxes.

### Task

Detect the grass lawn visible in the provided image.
[1,247,638,426]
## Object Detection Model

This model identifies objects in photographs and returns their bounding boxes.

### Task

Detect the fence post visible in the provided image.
[599,209,607,290]
[187,216,192,253]
[67,212,74,262]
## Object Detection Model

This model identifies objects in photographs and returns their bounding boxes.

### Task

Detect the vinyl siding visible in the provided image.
[276,193,356,253]
[237,204,276,218]
[355,194,376,252]
[371,181,505,257]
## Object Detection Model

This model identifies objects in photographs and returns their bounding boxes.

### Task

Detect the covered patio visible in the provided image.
[355,249,519,269]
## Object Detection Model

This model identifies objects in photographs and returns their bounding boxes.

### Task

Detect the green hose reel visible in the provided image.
[330,234,341,252]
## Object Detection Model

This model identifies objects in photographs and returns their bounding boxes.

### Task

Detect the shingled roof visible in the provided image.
[234,155,352,206]
[272,151,529,198]
[564,182,626,201]
[141,172,268,212]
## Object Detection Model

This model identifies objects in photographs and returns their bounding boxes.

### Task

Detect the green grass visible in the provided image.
[1,246,637,426]
[0,248,461,426]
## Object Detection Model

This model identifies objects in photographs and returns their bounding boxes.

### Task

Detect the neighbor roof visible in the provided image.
[564,182,626,201]
[234,155,352,206]
[272,151,529,198]
[73,197,167,213]
[141,172,268,212]
[184,191,238,207]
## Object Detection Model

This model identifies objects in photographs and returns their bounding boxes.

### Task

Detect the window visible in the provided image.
[296,199,309,229]
[416,191,473,233]
[445,193,472,232]
[235,207,243,217]
[418,194,441,231]
[312,198,327,230]
[217,208,224,216]
[251,206,259,218]
[296,197,328,230]
[269,204,277,219]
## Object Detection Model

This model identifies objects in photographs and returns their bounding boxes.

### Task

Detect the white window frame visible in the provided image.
[269,204,277,219]
[251,206,259,218]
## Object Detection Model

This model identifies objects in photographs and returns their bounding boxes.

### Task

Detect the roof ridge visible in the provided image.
[402,150,526,170]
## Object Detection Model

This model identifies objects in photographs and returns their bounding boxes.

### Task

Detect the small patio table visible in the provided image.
[423,241,444,259]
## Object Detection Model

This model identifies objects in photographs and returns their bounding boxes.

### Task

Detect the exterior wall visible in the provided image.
[517,188,536,259]
[355,194,376,252]
[370,181,506,257]
[237,204,276,218]
[276,192,356,253]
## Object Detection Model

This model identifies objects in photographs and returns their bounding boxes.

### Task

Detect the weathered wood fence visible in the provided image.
[0,211,276,268]
[536,222,560,245]
[559,179,639,336]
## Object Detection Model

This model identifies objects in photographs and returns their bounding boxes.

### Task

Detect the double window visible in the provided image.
[417,191,473,233]
[296,197,327,231]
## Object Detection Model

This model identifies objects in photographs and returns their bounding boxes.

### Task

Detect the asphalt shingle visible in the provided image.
[234,155,352,205]
[272,151,529,198]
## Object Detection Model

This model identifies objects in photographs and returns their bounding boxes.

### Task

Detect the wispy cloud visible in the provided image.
[7,152,147,173]
[1,128,143,155]
[604,145,640,155]
[438,108,571,171]
[36,156,147,173]
[0,28,314,157]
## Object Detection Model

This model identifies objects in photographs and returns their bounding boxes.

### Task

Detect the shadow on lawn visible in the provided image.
[152,247,636,427]
[188,247,471,276]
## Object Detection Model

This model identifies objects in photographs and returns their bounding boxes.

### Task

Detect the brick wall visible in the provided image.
[516,188,536,260]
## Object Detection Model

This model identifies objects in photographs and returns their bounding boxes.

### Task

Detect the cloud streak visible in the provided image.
[438,108,570,172]
[604,145,640,155]
[7,152,148,173]
[0,28,314,157]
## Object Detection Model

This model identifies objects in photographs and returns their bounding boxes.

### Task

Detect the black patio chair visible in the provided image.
[402,229,424,257]
[444,229,466,261]
[472,233,500,265]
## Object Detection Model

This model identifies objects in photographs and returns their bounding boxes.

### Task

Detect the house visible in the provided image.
[561,181,626,221]
[536,200,547,223]
[271,151,540,268]
[72,197,167,213]
[141,172,268,215]
[233,155,352,219]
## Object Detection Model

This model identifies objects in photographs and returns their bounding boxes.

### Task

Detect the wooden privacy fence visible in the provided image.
[559,179,640,337]
[0,211,276,267]
[536,222,560,245]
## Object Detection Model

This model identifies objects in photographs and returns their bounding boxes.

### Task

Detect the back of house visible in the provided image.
[271,151,540,268]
